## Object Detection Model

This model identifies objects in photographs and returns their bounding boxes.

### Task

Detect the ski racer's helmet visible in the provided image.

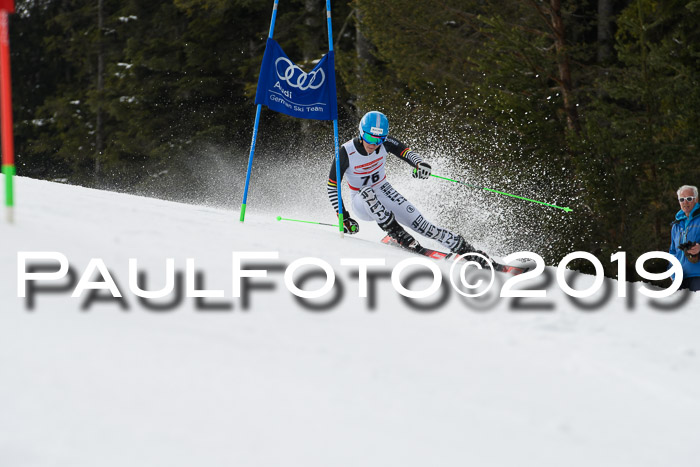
[359,111,389,145]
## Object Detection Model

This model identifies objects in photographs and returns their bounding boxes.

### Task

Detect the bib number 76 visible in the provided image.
[361,172,381,186]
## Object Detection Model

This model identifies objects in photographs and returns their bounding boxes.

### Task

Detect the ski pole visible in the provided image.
[417,171,572,212]
[276,216,341,229]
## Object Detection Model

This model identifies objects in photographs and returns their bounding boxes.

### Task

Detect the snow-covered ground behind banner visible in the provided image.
[1,177,699,467]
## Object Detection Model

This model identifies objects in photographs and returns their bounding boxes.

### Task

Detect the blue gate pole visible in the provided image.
[326,0,343,237]
[240,0,279,222]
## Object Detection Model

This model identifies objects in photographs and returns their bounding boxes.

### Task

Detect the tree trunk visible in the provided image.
[597,0,614,63]
[303,0,323,62]
[549,0,581,134]
[354,8,373,64]
[354,7,376,105]
[95,0,104,182]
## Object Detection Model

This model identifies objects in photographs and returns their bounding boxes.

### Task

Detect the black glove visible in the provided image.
[412,162,432,179]
[342,216,359,234]
[679,241,697,251]
[680,241,699,263]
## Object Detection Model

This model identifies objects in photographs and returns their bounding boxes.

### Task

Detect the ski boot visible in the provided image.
[450,235,492,268]
[380,213,421,251]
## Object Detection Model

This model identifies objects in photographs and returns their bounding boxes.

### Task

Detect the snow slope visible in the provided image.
[1,176,699,467]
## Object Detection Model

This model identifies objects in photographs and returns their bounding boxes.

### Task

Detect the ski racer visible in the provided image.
[327,110,490,265]
[669,184,700,291]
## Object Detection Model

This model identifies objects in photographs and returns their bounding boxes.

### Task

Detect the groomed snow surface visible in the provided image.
[1,176,699,467]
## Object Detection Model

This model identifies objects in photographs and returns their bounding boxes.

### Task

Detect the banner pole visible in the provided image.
[326,1,343,238]
[240,105,261,222]
[240,0,279,222]
[0,8,15,224]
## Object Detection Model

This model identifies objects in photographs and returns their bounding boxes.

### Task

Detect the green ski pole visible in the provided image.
[418,171,572,212]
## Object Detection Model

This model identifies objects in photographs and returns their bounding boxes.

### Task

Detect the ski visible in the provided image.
[380,235,533,275]
[381,234,450,259]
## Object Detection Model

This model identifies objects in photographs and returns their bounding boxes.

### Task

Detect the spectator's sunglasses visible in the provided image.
[678,196,696,202]
[362,132,386,145]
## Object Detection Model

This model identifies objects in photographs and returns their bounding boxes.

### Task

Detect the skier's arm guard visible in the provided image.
[384,136,424,169]
[328,148,350,217]
[327,179,349,218]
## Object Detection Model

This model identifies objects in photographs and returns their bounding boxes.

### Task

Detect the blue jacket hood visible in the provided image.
[675,203,700,222]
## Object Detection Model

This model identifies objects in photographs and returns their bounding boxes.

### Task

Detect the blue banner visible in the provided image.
[254,38,338,121]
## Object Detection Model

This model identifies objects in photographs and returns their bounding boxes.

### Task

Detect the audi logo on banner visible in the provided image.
[274,57,325,91]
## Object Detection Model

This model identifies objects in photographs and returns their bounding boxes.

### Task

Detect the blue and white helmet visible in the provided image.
[359,111,389,145]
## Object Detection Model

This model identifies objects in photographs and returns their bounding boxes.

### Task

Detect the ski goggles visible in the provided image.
[361,132,387,145]
[678,196,696,202]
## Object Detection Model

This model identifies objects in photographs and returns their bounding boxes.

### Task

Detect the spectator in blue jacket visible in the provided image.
[669,185,700,291]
